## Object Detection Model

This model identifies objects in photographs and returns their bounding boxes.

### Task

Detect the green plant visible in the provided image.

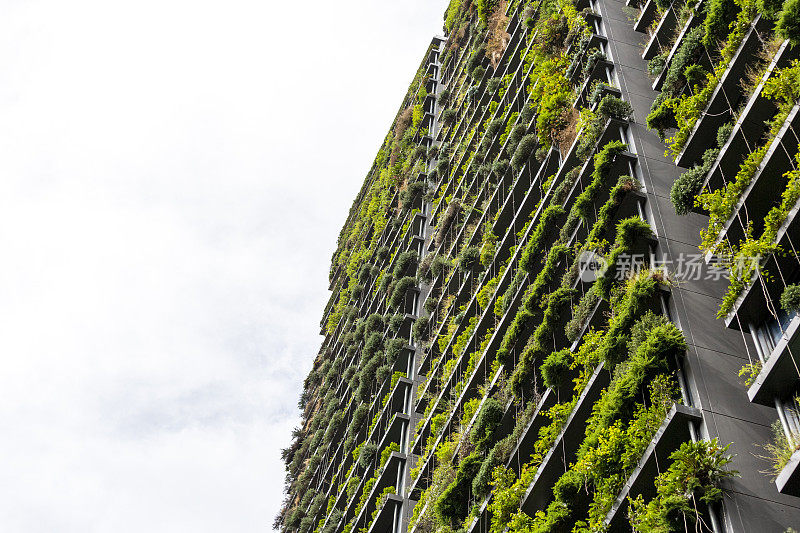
[762,420,799,478]
[717,121,734,147]
[430,254,448,279]
[704,0,741,48]
[435,453,483,524]
[671,148,719,215]
[388,276,416,309]
[458,245,482,272]
[511,134,538,171]
[629,439,738,531]
[470,397,504,450]
[758,0,784,18]
[400,182,425,210]
[472,436,514,498]
[393,251,418,278]
[777,0,800,45]
[648,52,668,76]
[358,441,377,468]
[596,95,633,121]
[782,284,800,313]
[738,361,762,386]
[684,63,708,87]
[412,315,430,342]
[565,286,601,342]
[541,348,573,390]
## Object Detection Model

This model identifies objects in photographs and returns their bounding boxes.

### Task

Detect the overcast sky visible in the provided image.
[0,1,447,531]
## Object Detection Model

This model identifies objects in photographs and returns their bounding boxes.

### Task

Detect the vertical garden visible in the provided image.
[277,0,800,532]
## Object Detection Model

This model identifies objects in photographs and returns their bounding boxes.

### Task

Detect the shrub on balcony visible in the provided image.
[590,322,686,434]
[400,182,425,210]
[393,250,419,278]
[717,121,734,147]
[492,158,509,175]
[357,263,372,284]
[351,283,364,300]
[385,338,405,364]
[472,65,487,80]
[358,441,378,468]
[704,0,741,47]
[364,313,384,336]
[684,64,708,88]
[435,453,483,523]
[520,206,564,272]
[441,108,457,125]
[598,272,663,365]
[764,420,800,477]
[342,366,356,384]
[412,315,430,342]
[473,435,515,498]
[388,276,416,309]
[436,158,449,178]
[418,253,434,283]
[777,0,800,45]
[424,296,437,314]
[647,25,704,136]
[505,123,527,156]
[671,147,719,214]
[470,397,504,450]
[458,245,482,272]
[430,254,449,279]
[628,439,737,531]
[435,200,461,247]
[487,77,502,94]
[597,95,633,122]
[759,0,783,18]
[781,284,800,313]
[511,134,538,171]
[542,348,573,390]
[376,364,391,385]
[321,510,342,533]
[648,52,668,76]
[671,167,705,215]
[565,286,602,342]
[364,333,383,358]
[646,96,679,139]
[468,44,487,72]
[350,404,369,435]
[388,313,404,334]
[439,88,451,105]
[378,273,393,294]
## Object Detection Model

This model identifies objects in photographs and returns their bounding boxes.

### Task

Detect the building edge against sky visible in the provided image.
[277,0,800,532]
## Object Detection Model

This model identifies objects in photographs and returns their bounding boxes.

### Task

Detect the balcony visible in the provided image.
[776,449,800,496]
[518,364,611,515]
[575,58,614,109]
[349,452,406,531]
[366,493,403,533]
[633,0,660,33]
[723,195,800,329]
[651,9,703,91]
[642,5,677,61]
[676,15,772,168]
[602,404,702,531]
[709,103,800,254]
[748,314,800,406]
[701,40,797,195]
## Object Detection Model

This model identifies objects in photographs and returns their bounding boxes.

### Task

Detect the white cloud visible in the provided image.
[0,0,448,530]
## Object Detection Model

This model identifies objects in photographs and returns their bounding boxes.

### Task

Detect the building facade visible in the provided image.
[277,0,800,531]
